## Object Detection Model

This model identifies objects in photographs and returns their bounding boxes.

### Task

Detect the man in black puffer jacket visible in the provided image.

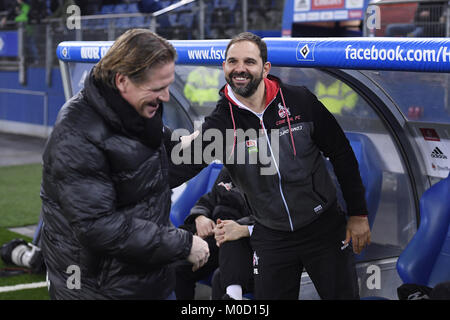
[40,29,209,300]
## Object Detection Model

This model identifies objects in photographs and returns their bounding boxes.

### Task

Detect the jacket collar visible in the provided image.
[82,70,164,149]
[221,74,281,113]
[83,69,123,131]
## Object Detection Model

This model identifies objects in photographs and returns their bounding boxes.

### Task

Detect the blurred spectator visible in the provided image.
[48,0,76,20]
[0,0,39,63]
[386,1,446,37]
[315,78,358,116]
[1,0,31,27]
[184,67,221,107]
[28,0,47,23]
[414,1,446,37]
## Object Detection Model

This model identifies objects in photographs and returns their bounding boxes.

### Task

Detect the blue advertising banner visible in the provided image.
[57,38,450,73]
[56,40,229,65]
[0,31,19,57]
[264,38,450,72]
[281,0,371,36]
[57,41,113,63]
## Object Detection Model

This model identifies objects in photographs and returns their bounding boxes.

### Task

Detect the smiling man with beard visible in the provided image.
[172,32,370,300]
[40,29,209,300]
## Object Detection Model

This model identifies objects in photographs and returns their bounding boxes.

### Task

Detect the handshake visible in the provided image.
[186,216,250,271]
[186,235,210,272]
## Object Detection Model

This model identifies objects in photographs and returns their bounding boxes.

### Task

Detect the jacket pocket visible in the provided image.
[311,165,336,206]
[311,175,327,204]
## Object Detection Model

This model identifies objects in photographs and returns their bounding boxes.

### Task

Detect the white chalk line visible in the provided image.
[0,281,48,293]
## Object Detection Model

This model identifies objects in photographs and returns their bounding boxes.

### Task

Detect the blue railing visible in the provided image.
[57,37,450,73]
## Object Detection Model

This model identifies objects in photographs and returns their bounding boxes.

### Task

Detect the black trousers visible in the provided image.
[250,205,360,300]
[211,238,253,299]
[175,236,219,300]
[175,235,253,300]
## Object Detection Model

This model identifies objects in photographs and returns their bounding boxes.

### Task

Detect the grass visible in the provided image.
[0,163,48,300]
[0,164,42,228]
[0,287,49,300]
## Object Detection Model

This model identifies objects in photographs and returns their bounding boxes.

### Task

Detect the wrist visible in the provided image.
[240,224,250,237]
[195,215,207,222]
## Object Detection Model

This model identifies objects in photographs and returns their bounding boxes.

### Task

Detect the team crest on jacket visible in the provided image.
[277,102,291,119]
[246,139,258,153]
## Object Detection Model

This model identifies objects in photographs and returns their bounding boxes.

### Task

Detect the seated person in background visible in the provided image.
[175,167,254,300]
[385,1,446,37]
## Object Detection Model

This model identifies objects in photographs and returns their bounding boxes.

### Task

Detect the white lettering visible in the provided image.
[366,265,381,290]
[181,304,215,318]
[81,47,100,59]
[66,265,81,289]
[366,5,380,30]
[66,5,81,30]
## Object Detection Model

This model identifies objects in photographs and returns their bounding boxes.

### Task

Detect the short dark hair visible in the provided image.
[93,29,177,89]
[225,32,268,64]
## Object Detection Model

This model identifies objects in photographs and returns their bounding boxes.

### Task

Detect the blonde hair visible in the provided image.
[93,29,177,89]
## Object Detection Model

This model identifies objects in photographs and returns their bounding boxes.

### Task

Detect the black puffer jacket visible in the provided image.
[40,74,192,300]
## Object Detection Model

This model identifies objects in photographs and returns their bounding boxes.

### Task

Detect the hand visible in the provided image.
[180,130,199,149]
[214,219,249,247]
[187,235,210,272]
[344,216,371,254]
[195,215,216,239]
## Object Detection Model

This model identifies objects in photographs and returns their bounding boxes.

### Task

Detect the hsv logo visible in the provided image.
[61,47,68,58]
[296,41,316,61]
[246,139,258,153]
[299,44,310,59]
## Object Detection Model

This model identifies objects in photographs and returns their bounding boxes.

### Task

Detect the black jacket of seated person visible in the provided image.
[175,167,255,300]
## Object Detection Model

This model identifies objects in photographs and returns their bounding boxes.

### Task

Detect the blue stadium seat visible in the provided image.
[92,4,115,30]
[223,0,238,11]
[128,1,147,27]
[170,162,223,227]
[113,4,131,29]
[325,132,383,231]
[127,3,147,29]
[133,16,149,28]
[345,132,383,230]
[213,0,226,9]
[100,4,115,14]
[396,172,450,287]
[160,1,173,9]
[177,12,194,29]
[128,3,139,13]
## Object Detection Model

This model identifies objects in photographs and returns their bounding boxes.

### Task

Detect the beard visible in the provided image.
[226,70,263,98]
